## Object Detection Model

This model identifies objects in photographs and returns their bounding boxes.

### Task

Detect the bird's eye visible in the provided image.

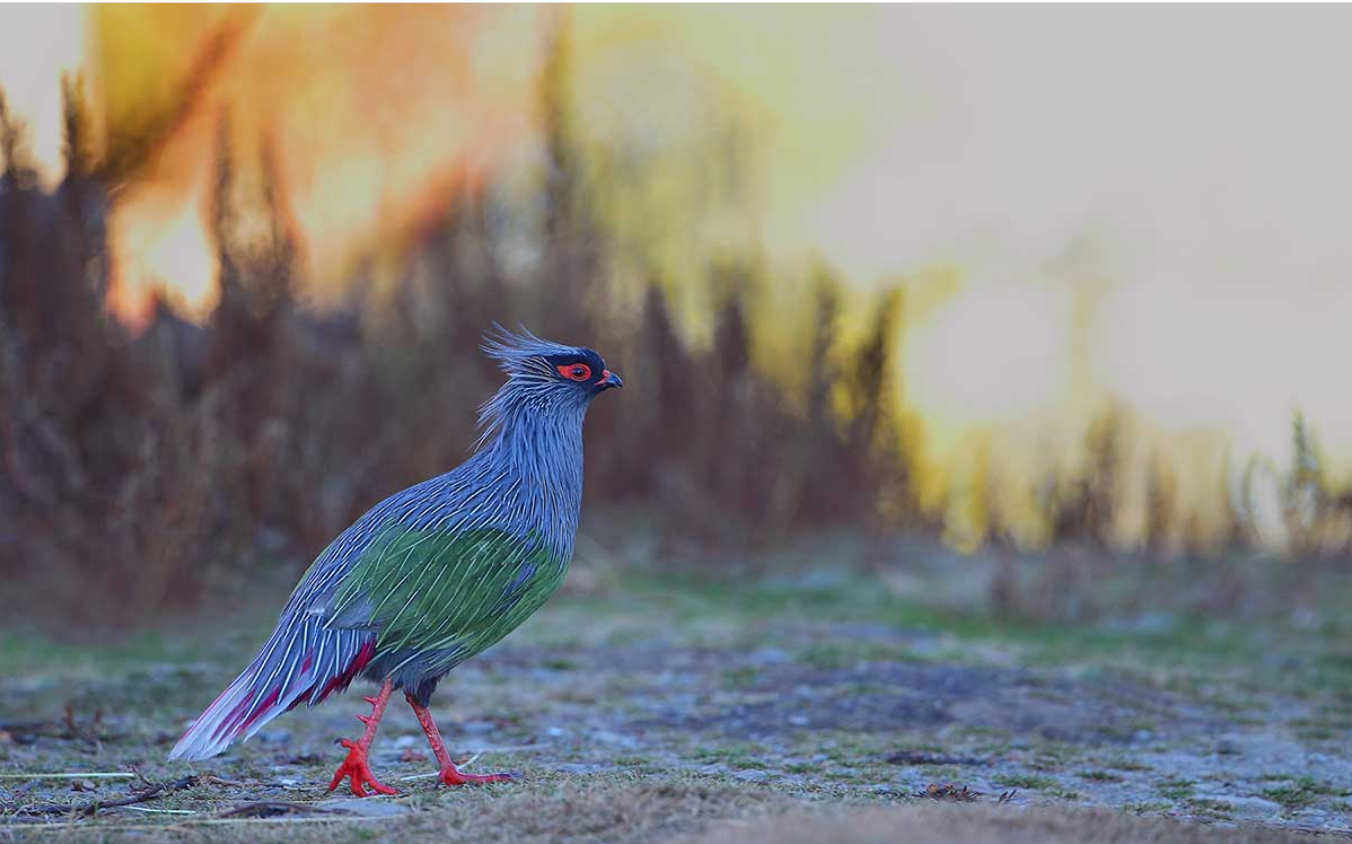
[557,363,592,382]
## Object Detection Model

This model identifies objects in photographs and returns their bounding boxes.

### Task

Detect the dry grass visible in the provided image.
[9,787,1328,844]
[684,803,1326,844]
[1,778,789,844]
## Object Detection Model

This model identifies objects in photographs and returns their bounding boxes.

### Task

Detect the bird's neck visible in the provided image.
[485,398,587,524]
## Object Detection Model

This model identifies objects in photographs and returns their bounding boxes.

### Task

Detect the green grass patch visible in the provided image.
[994,774,1057,791]
[1187,798,1235,819]
[1155,777,1195,801]
[721,667,760,689]
[1262,776,1342,810]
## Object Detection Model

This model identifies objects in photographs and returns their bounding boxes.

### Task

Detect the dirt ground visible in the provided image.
[2,557,1351,842]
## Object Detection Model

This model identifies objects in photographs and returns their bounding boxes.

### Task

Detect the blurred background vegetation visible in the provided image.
[3,5,1352,632]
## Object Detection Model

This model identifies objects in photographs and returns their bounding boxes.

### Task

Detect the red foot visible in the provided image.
[329,738,398,797]
[438,764,516,787]
[404,693,516,788]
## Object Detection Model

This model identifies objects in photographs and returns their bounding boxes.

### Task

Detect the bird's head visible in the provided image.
[479,324,622,426]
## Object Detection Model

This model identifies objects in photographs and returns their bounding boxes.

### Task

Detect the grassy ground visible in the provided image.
[2,553,1352,841]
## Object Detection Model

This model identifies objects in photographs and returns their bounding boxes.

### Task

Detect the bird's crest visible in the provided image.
[475,323,587,449]
[480,322,575,379]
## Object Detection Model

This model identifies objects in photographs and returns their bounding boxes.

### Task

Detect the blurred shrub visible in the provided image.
[3,61,1347,631]
[0,76,925,629]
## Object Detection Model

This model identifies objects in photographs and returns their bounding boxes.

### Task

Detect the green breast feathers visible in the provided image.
[323,524,568,660]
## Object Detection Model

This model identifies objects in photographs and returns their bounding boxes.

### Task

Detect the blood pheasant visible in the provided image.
[169,326,622,795]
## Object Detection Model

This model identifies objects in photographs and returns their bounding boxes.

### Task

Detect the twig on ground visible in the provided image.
[0,772,136,780]
[911,782,1018,803]
[913,783,981,802]
[0,718,61,744]
[0,720,51,733]
[0,774,199,817]
[215,801,345,819]
[129,765,155,787]
[63,703,105,746]
[202,775,246,788]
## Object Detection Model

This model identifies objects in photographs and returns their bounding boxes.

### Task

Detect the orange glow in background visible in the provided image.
[4,5,1352,541]
[85,5,546,320]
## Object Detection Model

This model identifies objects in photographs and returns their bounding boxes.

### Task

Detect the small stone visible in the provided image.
[734,769,768,782]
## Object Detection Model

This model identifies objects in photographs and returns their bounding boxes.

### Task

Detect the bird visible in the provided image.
[169,325,623,796]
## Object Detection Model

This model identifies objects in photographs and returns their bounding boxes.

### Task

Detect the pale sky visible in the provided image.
[804,6,1352,479]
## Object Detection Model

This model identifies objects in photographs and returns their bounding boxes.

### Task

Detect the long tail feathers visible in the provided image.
[169,619,375,761]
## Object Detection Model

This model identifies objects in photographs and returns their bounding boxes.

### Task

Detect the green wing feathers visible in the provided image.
[326,525,567,660]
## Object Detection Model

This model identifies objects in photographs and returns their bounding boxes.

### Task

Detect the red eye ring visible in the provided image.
[557,363,592,382]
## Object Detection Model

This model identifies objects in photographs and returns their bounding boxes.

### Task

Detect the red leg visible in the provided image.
[406,693,515,786]
[328,678,398,797]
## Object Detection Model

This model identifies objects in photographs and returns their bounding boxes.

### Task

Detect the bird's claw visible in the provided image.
[329,738,398,797]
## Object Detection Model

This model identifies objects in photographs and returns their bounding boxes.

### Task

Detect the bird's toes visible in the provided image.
[439,769,517,787]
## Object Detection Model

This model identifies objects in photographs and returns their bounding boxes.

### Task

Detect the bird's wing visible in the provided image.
[319,523,568,659]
